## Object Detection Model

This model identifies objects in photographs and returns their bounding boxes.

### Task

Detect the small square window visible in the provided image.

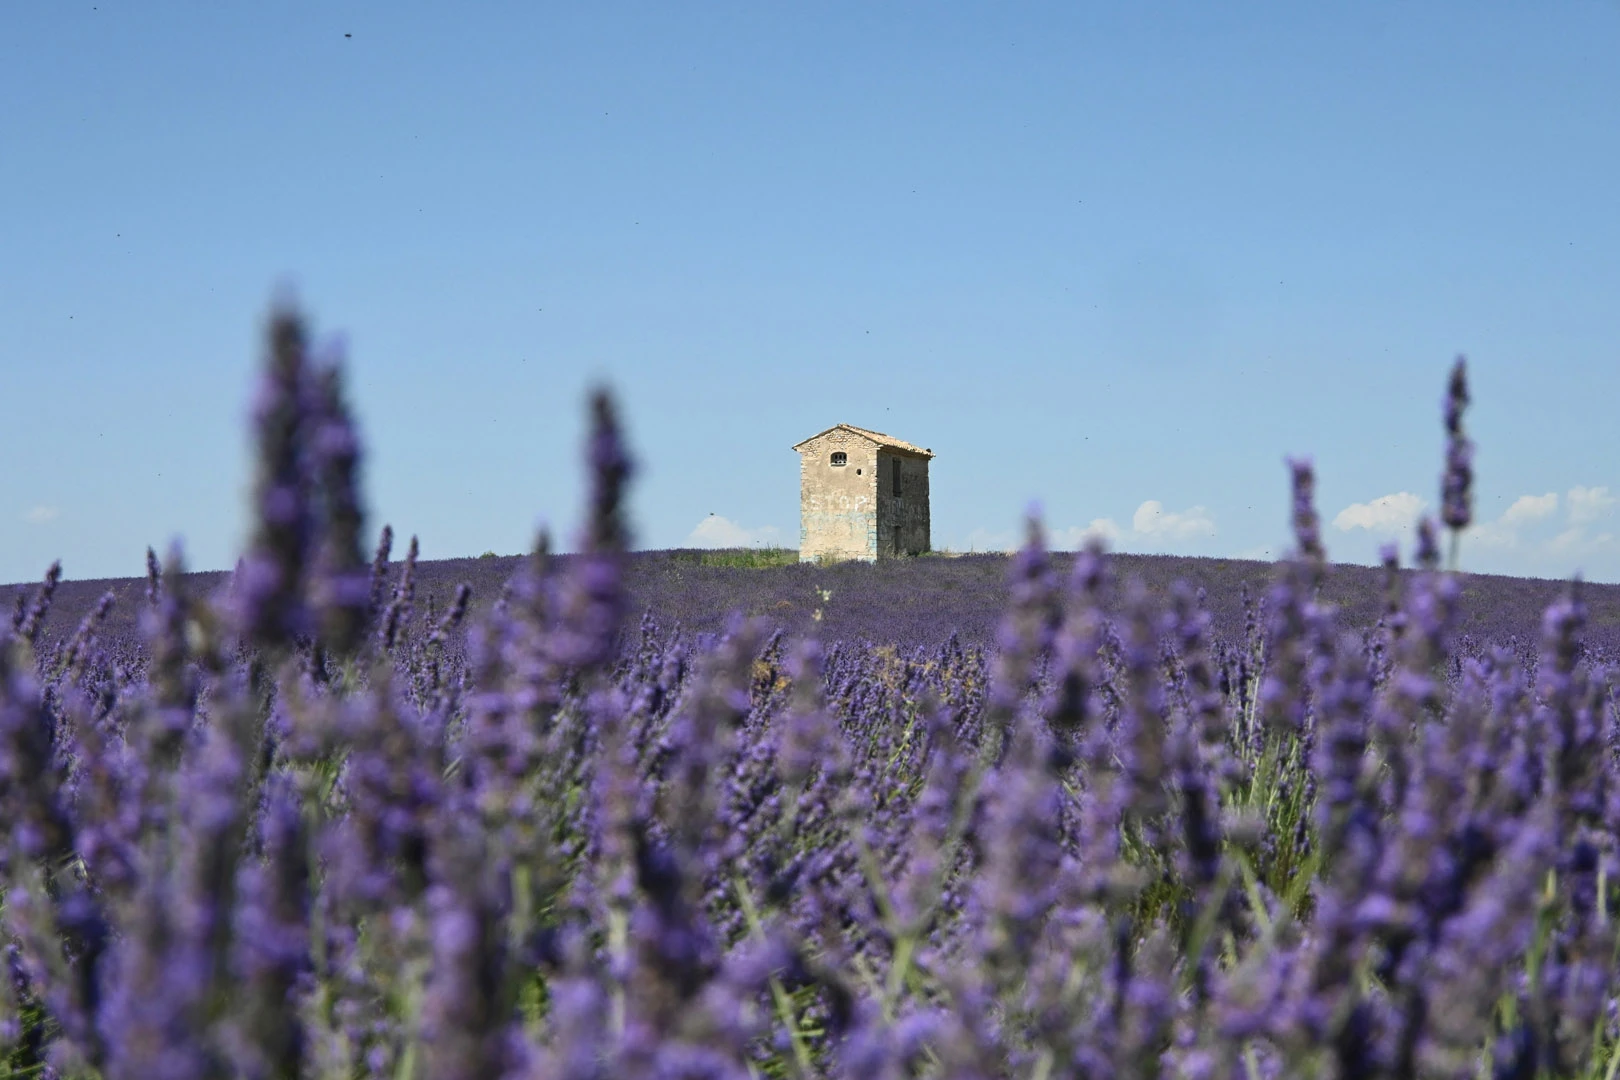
[830,452,847,467]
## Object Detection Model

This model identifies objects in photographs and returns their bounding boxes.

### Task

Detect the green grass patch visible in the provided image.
[670,547,801,569]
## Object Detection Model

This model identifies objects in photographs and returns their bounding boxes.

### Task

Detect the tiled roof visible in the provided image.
[792,424,934,457]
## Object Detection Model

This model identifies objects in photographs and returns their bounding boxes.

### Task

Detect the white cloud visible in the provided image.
[1545,525,1618,558]
[1051,517,1122,549]
[22,506,59,525]
[1332,492,1426,534]
[1468,520,1516,550]
[1471,492,1558,549]
[1131,500,1216,540]
[1502,492,1558,526]
[1038,503,1214,554]
[685,514,784,549]
[1567,486,1616,526]
[1547,527,1586,555]
[1456,487,1620,578]
[963,500,1219,556]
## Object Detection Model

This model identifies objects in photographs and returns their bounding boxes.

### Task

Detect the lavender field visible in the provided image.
[13,548,1620,667]
[4,305,1620,1078]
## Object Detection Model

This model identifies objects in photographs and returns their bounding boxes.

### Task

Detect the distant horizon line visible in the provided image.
[6,546,1614,592]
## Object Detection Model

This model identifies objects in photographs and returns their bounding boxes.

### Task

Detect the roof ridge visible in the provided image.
[842,423,931,456]
[792,423,933,457]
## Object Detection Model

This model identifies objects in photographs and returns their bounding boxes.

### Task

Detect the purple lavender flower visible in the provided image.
[0,656,76,868]
[378,534,419,653]
[1116,577,1169,827]
[365,523,394,624]
[1418,808,1556,1075]
[235,303,319,653]
[419,804,510,1080]
[223,774,309,1080]
[13,561,62,649]
[521,973,611,1079]
[305,351,371,660]
[138,543,198,768]
[145,546,162,608]
[1046,539,1110,756]
[550,389,634,672]
[0,652,109,1066]
[1441,355,1473,535]
[964,717,1065,1011]
[1166,583,1231,964]
[1289,456,1325,572]
[95,683,264,1080]
[985,516,1061,760]
[1415,515,1441,572]
[54,589,114,685]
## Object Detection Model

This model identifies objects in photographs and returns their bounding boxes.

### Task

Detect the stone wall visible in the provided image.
[798,431,879,561]
[875,451,931,556]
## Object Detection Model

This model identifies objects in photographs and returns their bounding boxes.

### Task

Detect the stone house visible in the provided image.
[793,424,933,561]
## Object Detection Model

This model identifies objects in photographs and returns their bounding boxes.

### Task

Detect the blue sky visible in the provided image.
[4,2,1618,585]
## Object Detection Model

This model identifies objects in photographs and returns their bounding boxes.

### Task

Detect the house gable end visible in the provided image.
[793,423,933,459]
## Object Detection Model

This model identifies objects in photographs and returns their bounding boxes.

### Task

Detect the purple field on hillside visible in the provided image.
[9,540,1620,660]
[8,546,1620,661]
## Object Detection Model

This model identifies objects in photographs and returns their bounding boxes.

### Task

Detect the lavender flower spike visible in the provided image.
[14,560,63,649]
[551,388,634,671]
[1441,355,1473,571]
[583,387,633,556]
[1288,457,1325,573]
[145,546,162,607]
[1414,515,1440,572]
[1441,355,1472,529]
[366,523,394,624]
[306,350,371,659]
[236,303,316,652]
[379,534,419,653]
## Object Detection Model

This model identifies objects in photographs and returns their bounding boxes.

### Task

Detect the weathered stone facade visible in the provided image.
[793,424,932,562]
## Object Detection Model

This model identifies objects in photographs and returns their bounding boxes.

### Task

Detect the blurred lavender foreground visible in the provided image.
[3,310,1620,1080]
